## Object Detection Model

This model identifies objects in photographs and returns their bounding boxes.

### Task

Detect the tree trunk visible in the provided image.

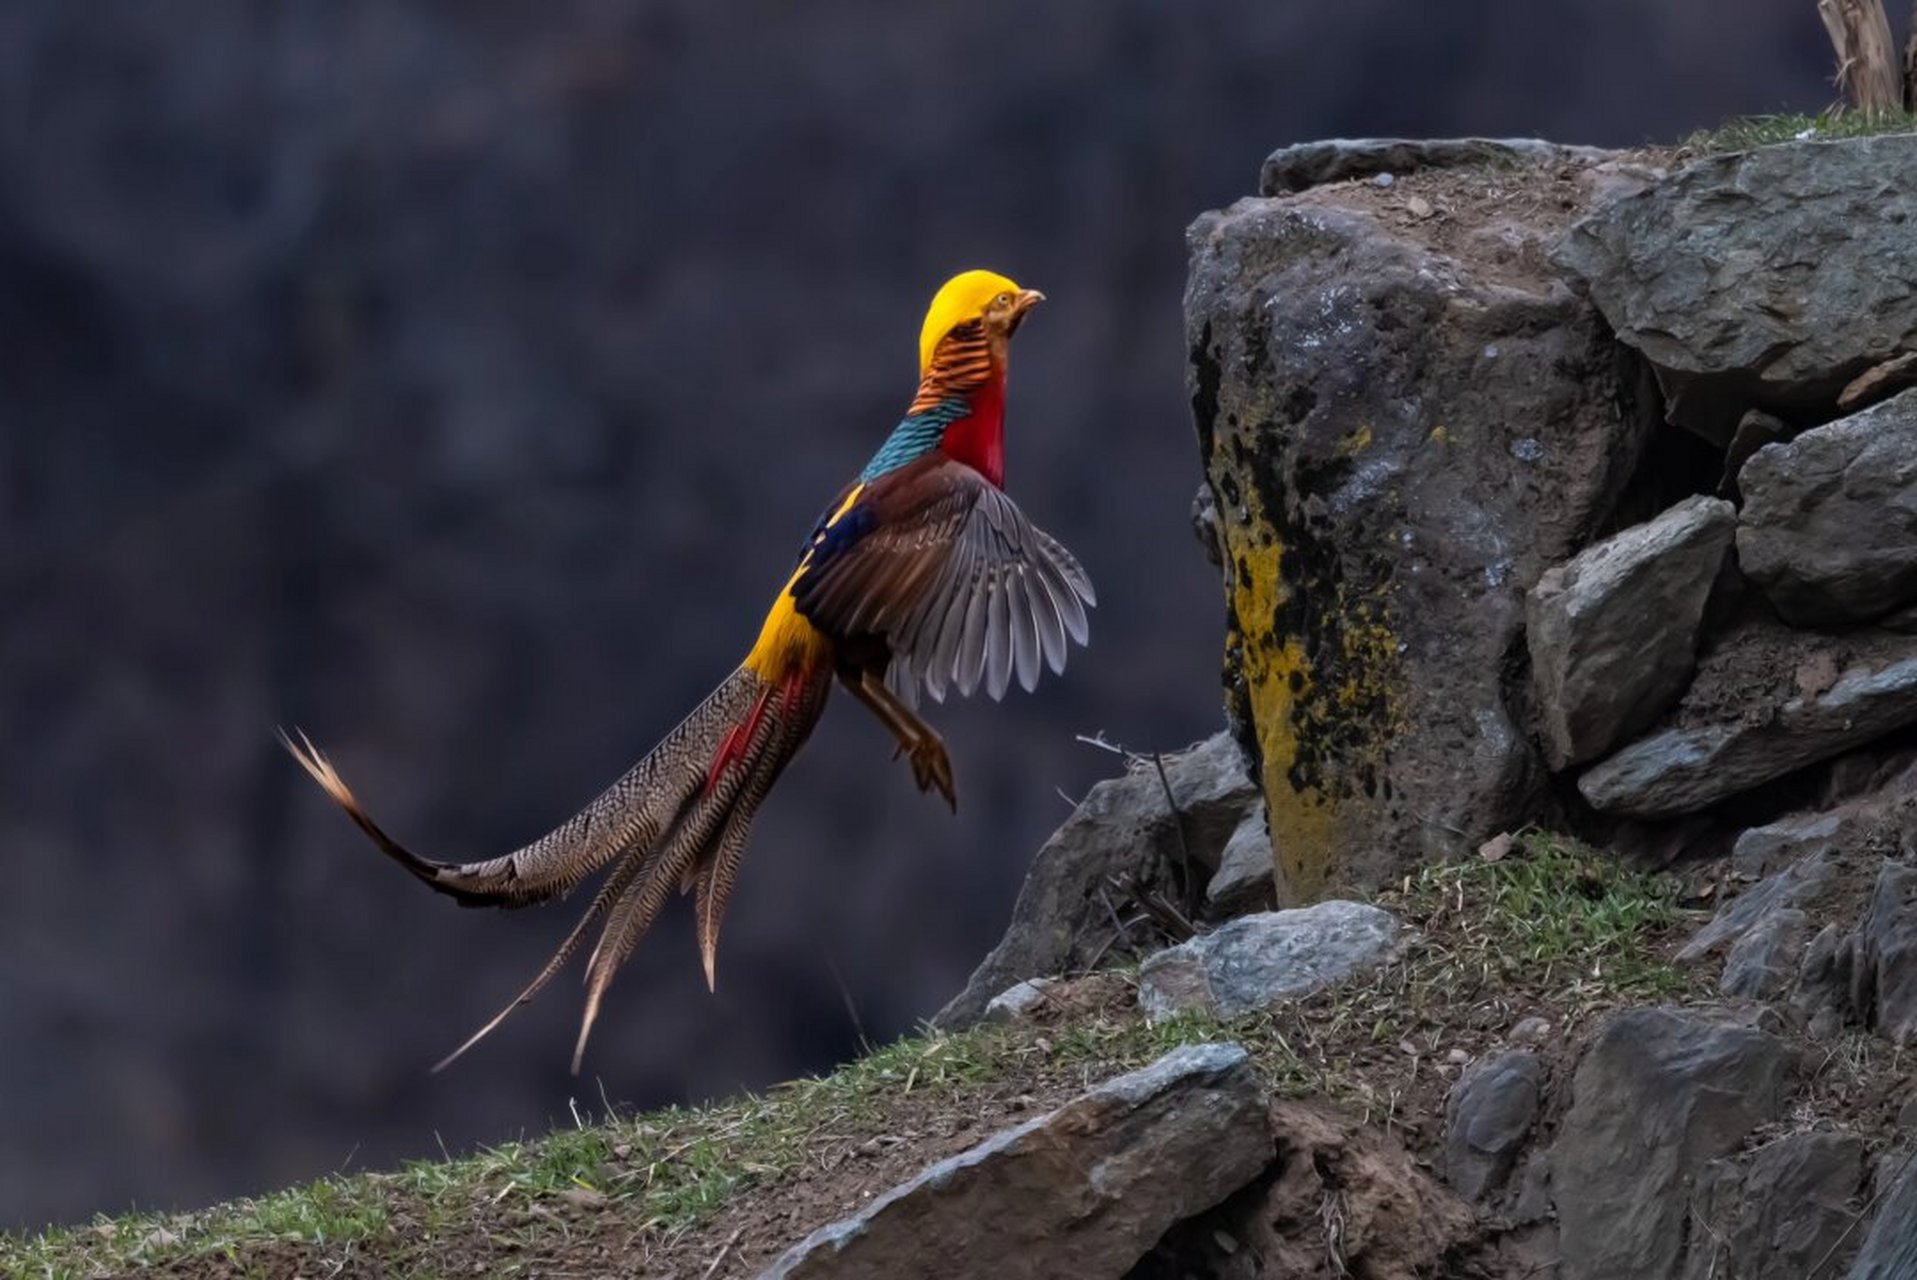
[1906,0,1917,108]
[1817,0,1903,111]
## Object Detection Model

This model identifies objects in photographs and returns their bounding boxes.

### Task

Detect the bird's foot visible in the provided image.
[897,736,957,811]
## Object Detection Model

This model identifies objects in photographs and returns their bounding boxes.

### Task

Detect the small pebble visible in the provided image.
[1406,195,1433,218]
[1509,1016,1553,1045]
[1374,171,1395,187]
[1445,1047,1471,1065]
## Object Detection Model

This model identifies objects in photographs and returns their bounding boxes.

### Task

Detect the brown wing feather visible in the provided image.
[790,457,1094,702]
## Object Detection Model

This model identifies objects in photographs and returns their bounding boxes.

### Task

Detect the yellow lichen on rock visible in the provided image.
[1215,486,1339,903]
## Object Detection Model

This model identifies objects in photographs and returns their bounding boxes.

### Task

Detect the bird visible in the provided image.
[283,269,1094,1073]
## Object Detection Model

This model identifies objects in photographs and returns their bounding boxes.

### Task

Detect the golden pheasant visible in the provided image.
[284,270,1093,1072]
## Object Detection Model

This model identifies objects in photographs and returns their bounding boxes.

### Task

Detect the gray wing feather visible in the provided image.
[790,461,1094,703]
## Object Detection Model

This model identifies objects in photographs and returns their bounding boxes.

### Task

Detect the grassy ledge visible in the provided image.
[1679,108,1917,154]
[3,831,1697,1279]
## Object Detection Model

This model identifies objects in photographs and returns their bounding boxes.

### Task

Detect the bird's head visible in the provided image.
[918,269,1045,375]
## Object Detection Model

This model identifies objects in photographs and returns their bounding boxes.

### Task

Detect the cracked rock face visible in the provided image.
[1686,1132,1867,1280]
[759,1043,1271,1280]
[1187,155,1655,896]
[1551,1008,1797,1280]
[1554,134,1917,443]
[1852,861,1917,1047]
[1577,624,1917,818]
[1848,1154,1917,1280]
[1526,494,1735,768]
[1736,387,1917,627]
[1719,908,1812,1001]
[1676,854,1834,965]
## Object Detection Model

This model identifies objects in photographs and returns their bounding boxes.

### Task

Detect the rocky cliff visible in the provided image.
[1189,133,1917,901]
[933,131,1917,1278]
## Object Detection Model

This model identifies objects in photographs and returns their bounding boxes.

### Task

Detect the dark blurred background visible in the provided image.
[1,0,1837,1231]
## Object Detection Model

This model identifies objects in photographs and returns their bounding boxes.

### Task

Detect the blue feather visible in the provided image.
[857,400,968,482]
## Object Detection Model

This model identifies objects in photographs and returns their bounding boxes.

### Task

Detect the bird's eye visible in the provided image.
[995,292,1013,307]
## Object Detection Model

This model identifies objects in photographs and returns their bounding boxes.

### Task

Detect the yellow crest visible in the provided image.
[918,269,1022,373]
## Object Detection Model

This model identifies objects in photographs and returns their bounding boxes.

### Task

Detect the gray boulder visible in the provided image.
[1578,626,1917,817]
[1527,494,1736,768]
[1794,923,1859,1041]
[1204,801,1277,917]
[1676,854,1833,964]
[1720,908,1811,1001]
[1733,811,1846,879]
[758,1043,1271,1280]
[1685,1133,1866,1280]
[1189,149,1656,896]
[1443,1050,1543,1200]
[1554,135,1917,442]
[1853,861,1917,1046]
[1552,1007,1796,1280]
[1137,902,1409,1020]
[938,733,1257,1027]
[1849,1151,1917,1280]
[1721,409,1794,499]
[1737,388,1917,626]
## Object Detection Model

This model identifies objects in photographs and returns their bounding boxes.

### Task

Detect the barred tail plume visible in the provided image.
[282,664,831,1073]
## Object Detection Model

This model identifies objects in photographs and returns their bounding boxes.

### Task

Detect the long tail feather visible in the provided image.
[568,671,827,1072]
[280,672,767,910]
[430,852,648,1073]
[292,665,834,1072]
[692,681,825,991]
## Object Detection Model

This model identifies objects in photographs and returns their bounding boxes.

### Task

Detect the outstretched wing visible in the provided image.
[789,455,1094,701]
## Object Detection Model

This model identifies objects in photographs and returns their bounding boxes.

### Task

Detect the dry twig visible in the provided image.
[700,1226,744,1280]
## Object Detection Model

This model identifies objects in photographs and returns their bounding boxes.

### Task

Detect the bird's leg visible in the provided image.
[844,669,956,811]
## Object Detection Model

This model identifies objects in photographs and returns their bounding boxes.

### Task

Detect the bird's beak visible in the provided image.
[1006,288,1045,336]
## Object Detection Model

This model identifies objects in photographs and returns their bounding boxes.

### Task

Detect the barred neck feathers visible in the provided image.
[858,320,1007,487]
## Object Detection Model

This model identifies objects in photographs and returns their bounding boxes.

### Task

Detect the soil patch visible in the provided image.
[1283,147,1671,295]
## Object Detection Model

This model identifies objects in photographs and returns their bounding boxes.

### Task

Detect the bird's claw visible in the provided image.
[907,739,957,812]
